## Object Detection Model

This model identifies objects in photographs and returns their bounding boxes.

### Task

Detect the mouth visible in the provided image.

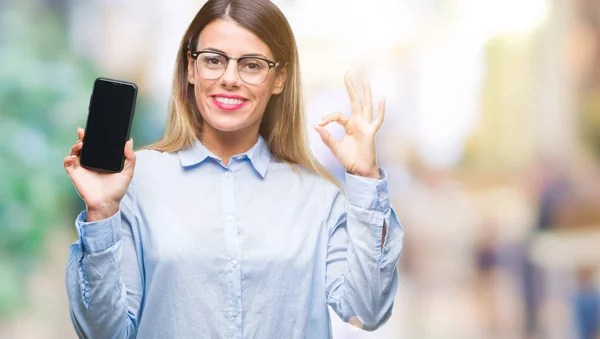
[211,95,249,111]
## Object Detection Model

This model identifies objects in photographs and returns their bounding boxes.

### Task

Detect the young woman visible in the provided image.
[63,0,404,338]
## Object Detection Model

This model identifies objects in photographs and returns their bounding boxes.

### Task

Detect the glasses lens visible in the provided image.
[238,58,270,84]
[196,52,227,79]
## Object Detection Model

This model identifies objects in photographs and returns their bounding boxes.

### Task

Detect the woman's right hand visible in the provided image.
[63,127,136,221]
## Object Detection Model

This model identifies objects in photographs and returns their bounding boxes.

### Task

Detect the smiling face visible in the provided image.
[187,18,286,141]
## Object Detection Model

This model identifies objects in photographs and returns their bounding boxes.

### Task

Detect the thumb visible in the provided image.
[314,125,340,155]
[123,138,136,171]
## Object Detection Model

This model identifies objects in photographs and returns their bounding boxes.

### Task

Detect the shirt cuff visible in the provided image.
[344,168,390,212]
[75,209,122,253]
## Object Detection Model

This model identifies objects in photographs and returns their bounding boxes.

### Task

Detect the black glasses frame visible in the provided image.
[189,50,280,84]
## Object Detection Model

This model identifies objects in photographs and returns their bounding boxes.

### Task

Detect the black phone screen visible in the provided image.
[80,78,137,173]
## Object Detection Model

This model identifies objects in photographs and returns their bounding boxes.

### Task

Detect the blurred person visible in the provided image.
[572,267,599,339]
[523,160,570,338]
[62,0,404,338]
[395,152,485,337]
[525,156,600,338]
[474,223,501,337]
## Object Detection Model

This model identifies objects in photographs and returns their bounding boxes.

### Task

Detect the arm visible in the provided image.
[325,169,404,331]
[65,178,144,338]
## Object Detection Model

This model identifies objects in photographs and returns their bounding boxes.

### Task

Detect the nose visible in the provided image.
[220,60,241,88]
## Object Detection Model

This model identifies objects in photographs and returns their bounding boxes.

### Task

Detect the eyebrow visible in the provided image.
[201,47,270,59]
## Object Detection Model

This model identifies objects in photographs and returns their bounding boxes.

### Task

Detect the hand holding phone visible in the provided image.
[64,128,136,221]
[63,78,138,221]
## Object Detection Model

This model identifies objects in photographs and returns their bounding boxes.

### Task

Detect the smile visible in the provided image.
[214,96,245,105]
[211,95,248,111]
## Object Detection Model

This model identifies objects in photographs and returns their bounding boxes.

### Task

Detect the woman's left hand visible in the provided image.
[314,73,385,179]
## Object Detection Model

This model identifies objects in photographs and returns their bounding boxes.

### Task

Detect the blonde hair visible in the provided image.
[139,0,341,189]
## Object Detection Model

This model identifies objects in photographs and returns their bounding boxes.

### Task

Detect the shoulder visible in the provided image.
[268,161,342,199]
[131,149,181,181]
[134,148,174,163]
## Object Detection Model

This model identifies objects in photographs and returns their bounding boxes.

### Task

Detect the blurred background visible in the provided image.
[1,0,600,338]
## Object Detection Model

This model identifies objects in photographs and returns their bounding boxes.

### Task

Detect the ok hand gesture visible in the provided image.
[314,73,385,179]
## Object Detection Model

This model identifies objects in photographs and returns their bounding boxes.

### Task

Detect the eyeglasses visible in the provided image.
[189,50,280,85]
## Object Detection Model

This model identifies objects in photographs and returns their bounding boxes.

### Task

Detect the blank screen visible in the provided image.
[81,79,136,172]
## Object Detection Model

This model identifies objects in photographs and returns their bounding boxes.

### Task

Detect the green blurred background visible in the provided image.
[1,0,599,338]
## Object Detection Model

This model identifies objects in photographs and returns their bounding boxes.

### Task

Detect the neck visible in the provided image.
[200,125,260,166]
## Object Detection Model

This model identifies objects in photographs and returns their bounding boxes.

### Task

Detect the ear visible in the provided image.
[271,67,287,95]
[187,51,195,85]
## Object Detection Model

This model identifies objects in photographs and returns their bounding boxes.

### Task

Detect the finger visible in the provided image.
[124,138,135,160]
[344,72,362,117]
[77,127,85,141]
[122,138,136,173]
[70,139,83,156]
[362,78,373,121]
[318,112,350,127]
[373,96,386,129]
[63,155,77,175]
[314,125,341,156]
[68,139,83,170]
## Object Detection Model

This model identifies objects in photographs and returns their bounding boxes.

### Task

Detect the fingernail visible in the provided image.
[70,155,77,158]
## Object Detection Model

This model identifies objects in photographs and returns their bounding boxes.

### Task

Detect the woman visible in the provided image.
[63,0,404,338]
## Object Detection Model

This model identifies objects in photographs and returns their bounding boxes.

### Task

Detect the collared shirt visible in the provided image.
[66,135,404,339]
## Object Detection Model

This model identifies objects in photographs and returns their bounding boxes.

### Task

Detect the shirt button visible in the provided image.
[225,171,232,178]
[230,260,238,267]
[232,310,239,317]
[227,214,235,222]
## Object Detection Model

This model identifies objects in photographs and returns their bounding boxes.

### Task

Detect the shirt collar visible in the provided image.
[177,135,271,178]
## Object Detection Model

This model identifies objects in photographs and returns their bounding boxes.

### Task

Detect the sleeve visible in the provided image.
[65,177,145,339]
[325,168,404,331]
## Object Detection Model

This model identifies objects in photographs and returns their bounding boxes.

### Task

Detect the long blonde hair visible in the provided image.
[140,0,340,189]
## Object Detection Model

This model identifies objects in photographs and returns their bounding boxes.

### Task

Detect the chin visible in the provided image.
[198,103,262,134]
[205,117,252,133]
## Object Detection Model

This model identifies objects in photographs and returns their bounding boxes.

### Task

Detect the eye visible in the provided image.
[206,58,220,65]
[240,58,266,72]
[201,54,226,68]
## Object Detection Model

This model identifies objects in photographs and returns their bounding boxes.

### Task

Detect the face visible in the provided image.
[187,18,286,138]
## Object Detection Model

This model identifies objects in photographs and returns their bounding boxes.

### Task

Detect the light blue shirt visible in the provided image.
[66,135,404,338]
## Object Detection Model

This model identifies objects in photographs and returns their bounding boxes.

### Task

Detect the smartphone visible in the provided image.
[80,77,138,173]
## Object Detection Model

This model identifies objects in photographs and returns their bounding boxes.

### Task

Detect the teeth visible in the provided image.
[214,97,245,105]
